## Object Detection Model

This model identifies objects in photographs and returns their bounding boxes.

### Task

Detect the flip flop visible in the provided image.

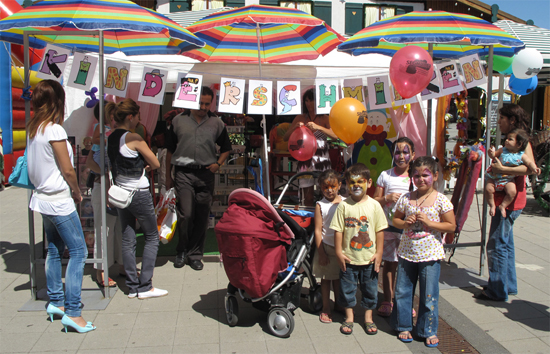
[425,335,439,348]
[377,301,393,317]
[398,331,413,343]
[364,322,378,335]
[96,278,117,288]
[319,312,332,324]
[340,321,353,335]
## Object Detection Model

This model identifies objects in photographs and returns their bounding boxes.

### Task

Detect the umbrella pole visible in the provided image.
[256,23,271,202]
[480,45,494,276]
[97,30,111,299]
[24,32,37,300]
[427,43,433,155]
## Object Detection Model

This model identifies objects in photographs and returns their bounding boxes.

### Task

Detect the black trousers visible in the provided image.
[174,167,215,260]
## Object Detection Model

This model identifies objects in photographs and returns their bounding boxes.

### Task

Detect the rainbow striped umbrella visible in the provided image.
[338,11,524,59]
[0,0,204,55]
[182,5,345,64]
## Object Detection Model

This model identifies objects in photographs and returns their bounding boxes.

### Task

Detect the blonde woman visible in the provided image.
[27,80,95,333]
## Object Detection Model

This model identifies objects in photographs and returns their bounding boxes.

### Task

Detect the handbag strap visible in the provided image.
[109,169,146,193]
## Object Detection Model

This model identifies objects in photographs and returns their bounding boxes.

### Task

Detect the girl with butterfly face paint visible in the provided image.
[391,156,456,347]
[373,137,415,318]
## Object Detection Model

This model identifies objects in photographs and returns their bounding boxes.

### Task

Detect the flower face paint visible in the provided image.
[348,174,369,198]
[320,179,340,201]
[412,167,434,189]
[394,143,412,166]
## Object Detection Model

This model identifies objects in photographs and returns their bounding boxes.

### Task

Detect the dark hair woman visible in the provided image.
[475,103,536,301]
[107,99,166,300]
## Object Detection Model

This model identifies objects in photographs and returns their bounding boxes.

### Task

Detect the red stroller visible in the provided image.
[215,173,322,338]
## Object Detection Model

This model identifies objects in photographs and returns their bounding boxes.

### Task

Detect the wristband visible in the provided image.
[216,162,221,167]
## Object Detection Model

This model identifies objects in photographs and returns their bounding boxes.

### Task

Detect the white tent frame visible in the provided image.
[23,30,114,301]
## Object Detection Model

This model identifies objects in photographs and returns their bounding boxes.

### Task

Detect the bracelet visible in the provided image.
[384,195,387,203]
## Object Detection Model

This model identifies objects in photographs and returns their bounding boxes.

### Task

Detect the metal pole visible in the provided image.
[495,73,505,147]
[24,32,37,300]
[256,23,271,202]
[97,30,111,298]
[480,45,494,276]
[426,43,433,155]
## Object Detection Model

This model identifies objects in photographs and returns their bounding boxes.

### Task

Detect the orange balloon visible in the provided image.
[329,98,368,144]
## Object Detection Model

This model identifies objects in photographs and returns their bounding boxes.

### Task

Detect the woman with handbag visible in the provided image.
[27,80,95,333]
[107,98,167,299]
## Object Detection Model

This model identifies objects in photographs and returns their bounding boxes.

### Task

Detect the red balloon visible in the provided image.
[389,46,434,99]
[288,126,317,162]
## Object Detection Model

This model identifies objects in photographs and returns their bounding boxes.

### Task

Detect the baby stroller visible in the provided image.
[214,172,322,338]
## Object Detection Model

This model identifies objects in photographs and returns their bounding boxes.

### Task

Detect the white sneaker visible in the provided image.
[138,288,168,299]
[128,292,137,299]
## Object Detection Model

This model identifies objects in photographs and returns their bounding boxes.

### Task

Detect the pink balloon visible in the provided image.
[288,126,317,162]
[389,46,434,99]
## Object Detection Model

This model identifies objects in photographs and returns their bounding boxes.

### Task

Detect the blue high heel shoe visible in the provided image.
[46,304,65,322]
[61,315,96,333]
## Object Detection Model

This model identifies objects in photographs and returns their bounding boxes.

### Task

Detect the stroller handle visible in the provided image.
[274,171,321,205]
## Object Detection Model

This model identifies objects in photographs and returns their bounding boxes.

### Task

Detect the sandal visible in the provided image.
[425,335,439,348]
[319,312,332,324]
[398,331,413,343]
[340,321,353,335]
[96,277,116,288]
[364,322,378,335]
[377,301,393,317]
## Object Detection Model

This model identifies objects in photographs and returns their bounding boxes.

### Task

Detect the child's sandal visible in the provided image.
[340,321,353,335]
[377,301,393,317]
[364,322,378,335]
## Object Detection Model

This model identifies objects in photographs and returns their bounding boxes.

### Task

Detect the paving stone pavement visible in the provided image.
[0,184,548,354]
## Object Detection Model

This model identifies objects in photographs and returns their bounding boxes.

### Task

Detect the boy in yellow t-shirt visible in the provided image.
[330,163,387,335]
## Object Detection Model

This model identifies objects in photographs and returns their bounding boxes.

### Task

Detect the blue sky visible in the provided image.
[485,0,550,29]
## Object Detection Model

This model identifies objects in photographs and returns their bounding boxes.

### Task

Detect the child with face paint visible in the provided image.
[373,137,415,318]
[391,156,456,348]
[330,163,388,335]
[485,129,540,218]
[313,170,344,324]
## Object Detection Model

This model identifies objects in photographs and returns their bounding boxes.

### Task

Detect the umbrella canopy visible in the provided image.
[0,0,204,55]
[182,4,345,64]
[338,11,524,59]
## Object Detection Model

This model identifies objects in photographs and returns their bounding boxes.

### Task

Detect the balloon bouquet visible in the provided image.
[288,98,369,160]
[492,48,542,96]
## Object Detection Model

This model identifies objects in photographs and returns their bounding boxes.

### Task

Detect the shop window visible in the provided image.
[192,0,225,11]
[364,4,414,27]
[279,1,312,14]
[133,0,156,10]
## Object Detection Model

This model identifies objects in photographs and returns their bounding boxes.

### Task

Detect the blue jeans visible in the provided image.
[486,209,522,300]
[337,264,378,310]
[117,190,159,294]
[391,258,440,338]
[43,211,87,317]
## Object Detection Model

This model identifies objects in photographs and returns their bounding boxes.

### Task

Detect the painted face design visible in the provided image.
[412,168,434,188]
[394,144,411,165]
[348,175,368,197]
[321,180,339,198]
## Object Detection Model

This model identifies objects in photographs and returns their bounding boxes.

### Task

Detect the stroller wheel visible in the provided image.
[267,307,294,338]
[308,285,323,313]
[225,295,239,327]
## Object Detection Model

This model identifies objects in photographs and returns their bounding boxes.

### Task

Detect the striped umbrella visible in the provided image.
[338,11,525,59]
[182,5,345,64]
[0,0,204,55]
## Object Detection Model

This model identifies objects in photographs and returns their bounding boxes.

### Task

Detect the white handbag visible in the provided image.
[108,170,145,209]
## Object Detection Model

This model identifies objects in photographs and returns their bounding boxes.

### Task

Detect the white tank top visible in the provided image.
[316,197,342,247]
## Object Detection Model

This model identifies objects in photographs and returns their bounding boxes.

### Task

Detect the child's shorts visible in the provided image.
[382,231,401,263]
[338,263,378,310]
[313,243,340,281]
